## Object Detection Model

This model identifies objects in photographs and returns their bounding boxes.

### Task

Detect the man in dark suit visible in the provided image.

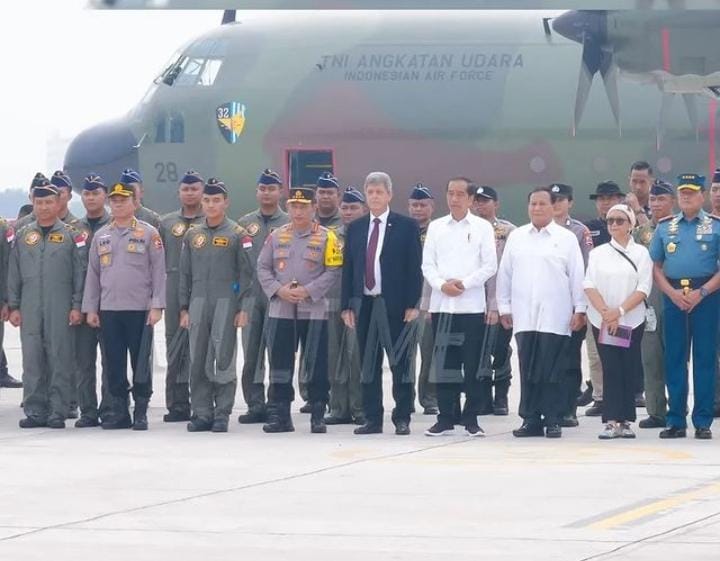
[341,172,424,435]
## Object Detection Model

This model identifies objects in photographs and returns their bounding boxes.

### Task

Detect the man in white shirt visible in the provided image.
[422,177,497,436]
[497,187,587,438]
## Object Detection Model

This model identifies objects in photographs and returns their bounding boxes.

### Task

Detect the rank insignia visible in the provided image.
[192,234,207,248]
[172,222,187,237]
[24,231,40,246]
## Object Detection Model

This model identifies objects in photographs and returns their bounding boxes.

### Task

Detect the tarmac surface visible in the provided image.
[0,322,718,560]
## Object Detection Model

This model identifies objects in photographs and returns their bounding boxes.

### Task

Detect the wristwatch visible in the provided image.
[618,306,626,317]
[700,287,709,299]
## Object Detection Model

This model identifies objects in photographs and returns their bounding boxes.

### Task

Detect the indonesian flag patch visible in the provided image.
[242,236,252,250]
[74,232,88,248]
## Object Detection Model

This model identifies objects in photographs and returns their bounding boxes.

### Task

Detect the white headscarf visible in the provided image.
[607,203,636,229]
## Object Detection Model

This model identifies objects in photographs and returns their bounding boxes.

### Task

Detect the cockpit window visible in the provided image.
[156,38,226,87]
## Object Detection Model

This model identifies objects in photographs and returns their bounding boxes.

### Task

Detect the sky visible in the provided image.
[0,1,220,192]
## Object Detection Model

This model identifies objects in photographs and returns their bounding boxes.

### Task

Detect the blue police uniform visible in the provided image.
[649,174,720,432]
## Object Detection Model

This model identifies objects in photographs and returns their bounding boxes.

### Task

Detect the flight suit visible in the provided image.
[82,218,166,428]
[649,211,720,430]
[0,219,11,392]
[73,211,111,424]
[135,205,161,228]
[560,217,593,422]
[481,218,516,414]
[414,224,438,413]
[14,209,78,232]
[325,223,364,423]
[635,222,667,423]
[159,209,205,418]
[236,207,290,417]
[7,220,86,424]
[179,218,253,426]
[257,222,342,430]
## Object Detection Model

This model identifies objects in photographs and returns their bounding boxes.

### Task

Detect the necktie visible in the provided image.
[365,217,381,290]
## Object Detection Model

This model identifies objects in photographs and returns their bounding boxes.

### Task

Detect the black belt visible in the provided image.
[668,276,713,290]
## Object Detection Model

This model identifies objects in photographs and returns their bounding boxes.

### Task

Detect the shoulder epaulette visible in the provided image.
[658,215,673,223]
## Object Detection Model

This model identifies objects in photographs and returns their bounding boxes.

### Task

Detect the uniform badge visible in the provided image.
[278,260,286,271]
[216,101,247,144]
[667,242,677,253]
[212,236,229,247]
[152,234,163,250]
[48,233,64,243]
[133,228,145,238]
[641,230,653,245]
[74,231,88,248]
[100,254,112,266]
[192,233,207,248]
[5,227,15,244]
[246,223,260,237]
[24,231,40,246]
[702,244,708,251]
[171,222,187,237]
[242,236,253,250]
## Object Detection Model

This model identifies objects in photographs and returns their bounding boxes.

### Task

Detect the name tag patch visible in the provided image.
[213,236,229,247]
[48,233,64,243]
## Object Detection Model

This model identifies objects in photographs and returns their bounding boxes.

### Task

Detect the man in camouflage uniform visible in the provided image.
[158,170,205,422]
[634,179,674,428]
[257,187,343,433]
[473,185,516,416]
[121,168,161,228]
[550,183,593,426]
[8,179,86,429]
[180,178,253,433]
[236,169,290,424]
[325,186,367,425]
[408,183,439,415]
[74,174,112,427]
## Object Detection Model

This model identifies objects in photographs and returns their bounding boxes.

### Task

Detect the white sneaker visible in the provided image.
[598,423,622,439]
[620,422,636,439]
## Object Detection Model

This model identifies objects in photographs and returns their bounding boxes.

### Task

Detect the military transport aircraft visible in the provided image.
[64,9,720,221]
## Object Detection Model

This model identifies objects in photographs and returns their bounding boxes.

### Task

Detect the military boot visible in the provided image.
[101,396,133,430]
[493,379,510,416]
[311,402,327,434]
[132,397,149,431]
[263,402,294,433]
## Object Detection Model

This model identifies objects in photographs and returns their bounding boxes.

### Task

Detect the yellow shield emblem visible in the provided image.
[24,231,40,246]
[192,233,207,249]
[172,222,187,237]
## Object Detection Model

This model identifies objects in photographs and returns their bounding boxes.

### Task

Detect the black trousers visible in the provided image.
[516,331,569,426]
[266,318,329,404]
[592,324,645,423]
[561,326,586,417]
[431,313,485,426]
[99,311,153,400]
[357,296,414,426]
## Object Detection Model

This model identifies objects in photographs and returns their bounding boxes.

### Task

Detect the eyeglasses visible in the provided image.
[607,217,628,225]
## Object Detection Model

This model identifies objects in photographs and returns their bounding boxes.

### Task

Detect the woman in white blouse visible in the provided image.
[583,204,653,439]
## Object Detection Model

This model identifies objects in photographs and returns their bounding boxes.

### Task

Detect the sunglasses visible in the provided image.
[606,217,628,225]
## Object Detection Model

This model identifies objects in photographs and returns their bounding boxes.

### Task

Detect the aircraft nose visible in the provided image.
[552,10,606,45]
[64,119,139,187]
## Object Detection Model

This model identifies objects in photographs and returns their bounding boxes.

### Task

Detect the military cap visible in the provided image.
[287,187,315,204]
[549,183,573,200]
[50,170,72,189]
[676,173,706,192]
[30,172,49,190]
[32,182,59,198]
[712,169,720,184]
[650,179,674,196]
[83,173,107,192]
[181,169,204,185]
[342,186,365,204]
[108,182,135,198]
[120,168,142,184]
[258,169,282,186]
[474,185,498,201]
[409,183,434,200]
[590,180,625,200]
[204,177,228,195]
[317,172,340,189]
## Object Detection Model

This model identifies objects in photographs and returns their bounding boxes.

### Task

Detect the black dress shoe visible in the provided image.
[560,415,579,428]
[638,415,665,429]
[354,423,383,435]
[324,415,353,425]
[237,409,266,424]
[212,419,229,433]
[395,421,411,435]
[695,427,712,440]
[493,396,509,416]
[422,406,439,415]
[585,401,603,417]
[512,423,544,437]
[164,410,191,423]
[0,373,22,388]
[545,424,562,438]
[187,418,213,432]
[47,417,66,429]
[19,417,47,429]
[299,402,312,414]
[659,426,687,439]
[353,416,366,426]
[75,416,100,428]
[576,381,593,406]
